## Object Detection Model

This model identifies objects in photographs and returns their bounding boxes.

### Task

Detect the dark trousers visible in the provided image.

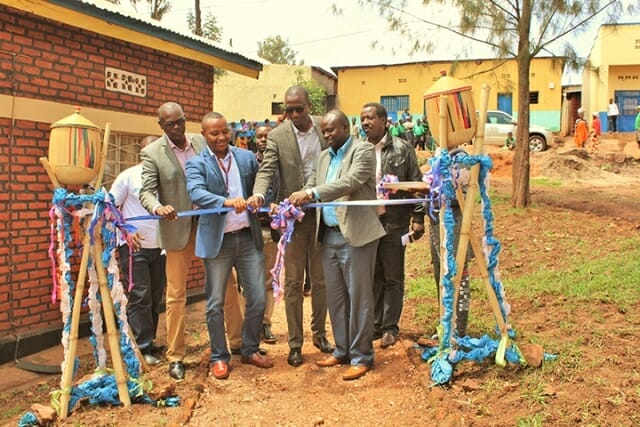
[118,245,167,351]
[373,226,406,336]
[428,209,472,336]
[607,115,617,132]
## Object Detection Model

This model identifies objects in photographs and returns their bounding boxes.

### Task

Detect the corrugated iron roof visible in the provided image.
[48,0,263,73]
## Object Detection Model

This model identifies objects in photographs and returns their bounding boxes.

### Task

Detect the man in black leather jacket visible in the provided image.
[360,102,425,349]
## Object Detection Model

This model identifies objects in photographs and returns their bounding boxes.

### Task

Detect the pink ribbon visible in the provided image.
[269,200,305,302]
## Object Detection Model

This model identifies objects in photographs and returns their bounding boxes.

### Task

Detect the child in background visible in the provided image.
[505,131,515,150]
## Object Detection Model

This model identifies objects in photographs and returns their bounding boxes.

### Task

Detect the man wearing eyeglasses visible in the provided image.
[248,86,334,367]
[140,102,244,381]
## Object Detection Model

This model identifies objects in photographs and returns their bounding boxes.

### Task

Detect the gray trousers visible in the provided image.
[322,229,379,367]
[283,211,328,348]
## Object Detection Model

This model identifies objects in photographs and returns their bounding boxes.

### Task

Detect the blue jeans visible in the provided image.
[201,229,265,363]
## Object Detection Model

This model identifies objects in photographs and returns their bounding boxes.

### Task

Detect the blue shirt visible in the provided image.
[322,137,352,227]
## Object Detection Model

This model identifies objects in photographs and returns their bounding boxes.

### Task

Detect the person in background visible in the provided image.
[589,113,601,154]
[254,123,279,344]
[403,116,416,148]
[402,108,412,122]
[413,119,426,151]
[350,117,361,140]
[186,112,273,380]
[574,108,588,148]
[607,98,619,133]
[505,131,515,150]
[289,109,385,381]
[248,86,334,368]
[112,135,166,366]
[360,102,425,349]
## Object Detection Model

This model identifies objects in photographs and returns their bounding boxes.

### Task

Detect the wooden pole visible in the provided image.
[92,224,131,408]
[451,85,491,328]
[437,94,449,325]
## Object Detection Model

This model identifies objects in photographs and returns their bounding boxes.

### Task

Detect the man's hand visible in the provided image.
[224,197,248,213]
[155,205,177,221]
[130,232,144,252]
[411,222,425,241]
[288,190,311,206]
[247,195,264,211]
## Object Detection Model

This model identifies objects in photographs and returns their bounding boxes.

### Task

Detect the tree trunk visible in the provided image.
[512,0,532,208]
[194,0,202,36]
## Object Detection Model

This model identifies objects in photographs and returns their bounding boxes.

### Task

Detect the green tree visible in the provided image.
[106,0,171,20]
[293,69,326,115]
[187,3,226,81]
[257,35,302,65]
[358,0,630,208]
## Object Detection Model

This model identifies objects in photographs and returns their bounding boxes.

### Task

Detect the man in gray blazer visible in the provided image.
[248,86,334,367]
[186,112,273,380]
[139,102,243,381]
[289,110,385,381]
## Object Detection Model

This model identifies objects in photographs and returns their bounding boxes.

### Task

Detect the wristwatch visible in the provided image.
[305,188,314,200]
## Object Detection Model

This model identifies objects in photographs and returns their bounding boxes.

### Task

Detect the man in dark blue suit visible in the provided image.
[186,112,274,380]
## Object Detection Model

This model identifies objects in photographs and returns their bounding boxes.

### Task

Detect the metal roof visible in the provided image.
[37,0,263,76]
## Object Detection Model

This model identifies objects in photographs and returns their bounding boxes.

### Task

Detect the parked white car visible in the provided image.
[482,110,552,152]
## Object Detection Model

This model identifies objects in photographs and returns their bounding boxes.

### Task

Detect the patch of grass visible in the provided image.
[531,177,563,187]
[506,238,640,309]
[516,413,545,427]
[521,382,549,406]
[0,405,24,421]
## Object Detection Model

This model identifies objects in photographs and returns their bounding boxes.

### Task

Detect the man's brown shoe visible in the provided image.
[316,355,347,367]
[241,352,274,369]
[211,361,229,380]
[342,364,370,381]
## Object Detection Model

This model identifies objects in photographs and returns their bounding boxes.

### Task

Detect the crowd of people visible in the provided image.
[112,86,469,383]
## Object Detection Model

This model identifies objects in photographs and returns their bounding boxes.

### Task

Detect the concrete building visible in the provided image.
[0,0,261,363]
[582,23,640,132]
[332,57,565,131]
[214,63,337,121]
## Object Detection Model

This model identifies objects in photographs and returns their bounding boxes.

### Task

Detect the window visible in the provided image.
[380,95,409,114]
[529,91,539,104]
[486,111,513,125]
[103,133,145,188]
[271,102,284,115]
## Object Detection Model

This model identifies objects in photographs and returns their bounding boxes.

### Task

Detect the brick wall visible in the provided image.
[0,5,211,337]
[0,5,213,118]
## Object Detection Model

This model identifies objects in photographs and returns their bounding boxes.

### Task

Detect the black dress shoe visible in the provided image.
[262,324,277,344]
[168,361,185,381]
[287,347,303,367]
[148,343,166,354]
[312,335,335,354]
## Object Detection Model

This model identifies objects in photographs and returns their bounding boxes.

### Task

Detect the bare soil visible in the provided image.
[2,138,640,426]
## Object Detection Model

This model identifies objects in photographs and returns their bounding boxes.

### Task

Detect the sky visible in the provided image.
[119,0,639,73]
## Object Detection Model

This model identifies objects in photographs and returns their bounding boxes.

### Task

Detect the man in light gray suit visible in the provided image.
[289,110,385,381]
[139,102,243,381]
[248,86,334,367]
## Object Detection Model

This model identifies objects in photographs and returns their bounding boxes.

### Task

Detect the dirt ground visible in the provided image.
[2,136,640,426]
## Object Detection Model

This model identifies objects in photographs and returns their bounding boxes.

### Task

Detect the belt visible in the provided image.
[225,227,250,235]
[325,224,341,233]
